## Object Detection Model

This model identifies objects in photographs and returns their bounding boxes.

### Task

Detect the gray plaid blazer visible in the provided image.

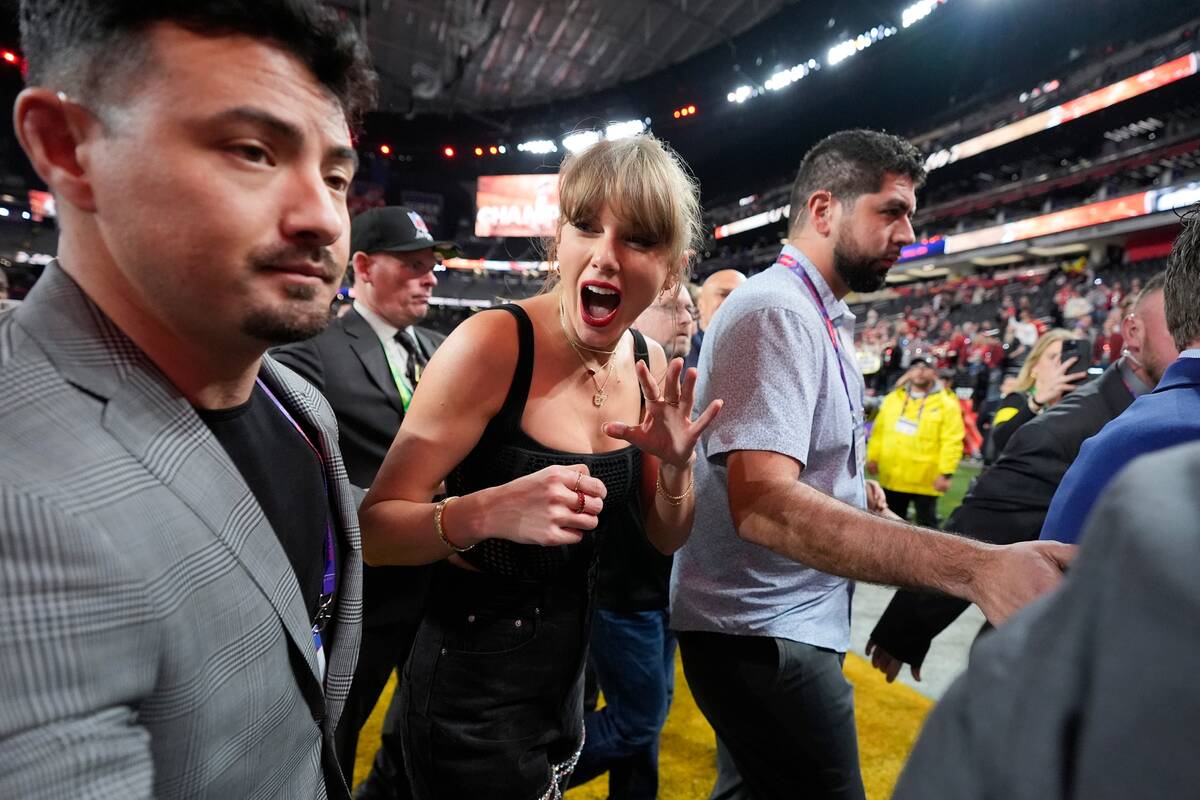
[0,263,363,799]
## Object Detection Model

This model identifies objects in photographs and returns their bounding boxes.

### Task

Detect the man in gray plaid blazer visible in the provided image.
[0,2,378,798]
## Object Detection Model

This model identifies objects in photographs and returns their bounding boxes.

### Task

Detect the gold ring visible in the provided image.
[573,472,583,492]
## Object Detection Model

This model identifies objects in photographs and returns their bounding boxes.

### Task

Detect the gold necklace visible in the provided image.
[559,301,619,407]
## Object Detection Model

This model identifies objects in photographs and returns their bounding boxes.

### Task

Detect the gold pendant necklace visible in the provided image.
[559,300,618,407]
[588,360,615,407]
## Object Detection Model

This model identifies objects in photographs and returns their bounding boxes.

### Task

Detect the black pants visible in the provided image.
[679,631,865,800]
[334,619,418,799]
[883,489,940,528]
[400,562,593,800]
[335,564,431,800]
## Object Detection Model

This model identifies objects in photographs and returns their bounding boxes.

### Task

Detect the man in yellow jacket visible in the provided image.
[867,357,966,527]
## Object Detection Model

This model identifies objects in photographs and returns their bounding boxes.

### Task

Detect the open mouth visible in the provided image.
[579,281,622,327]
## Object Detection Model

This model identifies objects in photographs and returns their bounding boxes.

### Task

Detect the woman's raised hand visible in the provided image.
[603,358,722,467]
[1034,355,1088,407]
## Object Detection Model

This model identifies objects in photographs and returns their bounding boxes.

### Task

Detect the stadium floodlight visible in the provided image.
[561,130,602,153]
[726,84,756,104]
[827,25,895,65]
[828,39,856,66]
[517,139,558,154]
[605,119,647,140]
[764,61,821,92]
[902,0,944,28]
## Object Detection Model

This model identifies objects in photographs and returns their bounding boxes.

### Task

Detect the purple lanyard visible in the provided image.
[255,379,337,650]
[779,254,856,415]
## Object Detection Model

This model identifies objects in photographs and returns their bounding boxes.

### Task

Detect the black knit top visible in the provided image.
[449,304,647,579]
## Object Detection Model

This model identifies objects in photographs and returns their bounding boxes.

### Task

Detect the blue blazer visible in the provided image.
[1041,356,1200,544]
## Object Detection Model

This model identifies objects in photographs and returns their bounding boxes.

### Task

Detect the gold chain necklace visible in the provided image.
[559,301,618,407]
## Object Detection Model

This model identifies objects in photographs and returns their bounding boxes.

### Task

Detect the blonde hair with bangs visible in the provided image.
[546,134,703,291]
[1014,328,1074,392]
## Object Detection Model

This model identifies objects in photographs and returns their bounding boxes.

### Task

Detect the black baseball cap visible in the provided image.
[350,206,459,259]
[909,355,932,367]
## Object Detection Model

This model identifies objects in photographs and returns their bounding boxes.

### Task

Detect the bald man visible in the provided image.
[686,269,746,370]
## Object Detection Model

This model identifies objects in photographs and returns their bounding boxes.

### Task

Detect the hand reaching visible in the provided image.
[971,540,1077,625]
[603,358,722,468]
[866,639,921,683]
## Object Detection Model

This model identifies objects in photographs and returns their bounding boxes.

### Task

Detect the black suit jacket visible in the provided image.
[273,308,445,627]
[869,363,1134,668]
[894,442,1200,799]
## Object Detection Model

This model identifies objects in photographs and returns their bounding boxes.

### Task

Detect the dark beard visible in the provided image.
[241,244,339,343]
[833,238,889,293]
[242,284,332,344]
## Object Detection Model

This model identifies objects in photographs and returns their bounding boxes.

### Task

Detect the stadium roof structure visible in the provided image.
[352,0,792,115]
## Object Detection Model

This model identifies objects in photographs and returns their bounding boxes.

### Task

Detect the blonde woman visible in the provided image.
[359,135,721,799]
[984,329,1086,462]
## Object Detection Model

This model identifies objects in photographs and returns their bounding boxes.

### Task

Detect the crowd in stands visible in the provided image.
[852,257,1166,452]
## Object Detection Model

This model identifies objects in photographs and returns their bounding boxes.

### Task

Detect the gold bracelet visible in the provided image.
[434,496,474,553]
[655,469,695,506]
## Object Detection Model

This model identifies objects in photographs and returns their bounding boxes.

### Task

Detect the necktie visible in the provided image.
[394,329,425,404]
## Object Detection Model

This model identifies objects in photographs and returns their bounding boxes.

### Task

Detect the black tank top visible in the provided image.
[449,304,647,579]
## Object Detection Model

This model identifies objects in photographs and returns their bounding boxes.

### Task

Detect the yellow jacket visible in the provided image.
[867,386,965,496]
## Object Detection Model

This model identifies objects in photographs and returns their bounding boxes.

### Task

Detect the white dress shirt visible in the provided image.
[353,300,417,390]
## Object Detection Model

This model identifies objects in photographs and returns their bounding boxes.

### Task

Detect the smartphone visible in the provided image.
[1060,339,1092,373]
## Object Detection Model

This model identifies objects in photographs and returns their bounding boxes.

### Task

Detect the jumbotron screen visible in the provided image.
[474,174,560,238]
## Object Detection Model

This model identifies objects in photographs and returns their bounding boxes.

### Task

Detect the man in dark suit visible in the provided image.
[1040,206,1200,545]
[0,3,374,798]
[274,205,456,798]
[865,274,1177,680]
[894,441,1200,799]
